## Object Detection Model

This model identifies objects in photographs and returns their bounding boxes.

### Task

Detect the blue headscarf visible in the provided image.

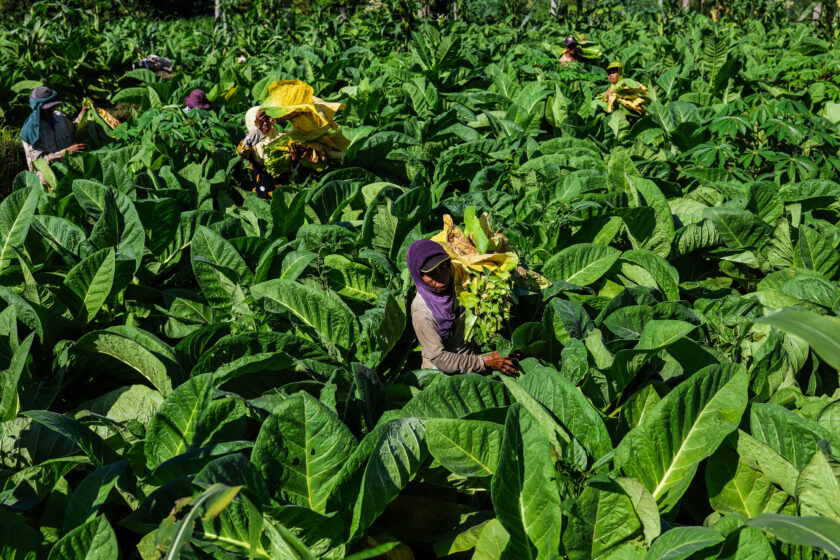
[19,90,59,146]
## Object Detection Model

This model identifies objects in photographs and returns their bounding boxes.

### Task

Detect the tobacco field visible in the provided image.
[1,0,840,558]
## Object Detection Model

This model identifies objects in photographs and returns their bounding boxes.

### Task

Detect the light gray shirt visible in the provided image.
[410,294,486,374]
[22,111,76,171]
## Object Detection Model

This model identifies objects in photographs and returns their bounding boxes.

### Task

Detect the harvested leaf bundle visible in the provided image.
[431,207,546,345]
[74,98,119,148]
[604,78,650,114]
[260,80,350,175]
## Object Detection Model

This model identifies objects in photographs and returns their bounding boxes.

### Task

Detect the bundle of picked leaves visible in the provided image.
[260,80,350,176]
[74,98,119,149]
[605,78,650,114]
[432,207,547,345]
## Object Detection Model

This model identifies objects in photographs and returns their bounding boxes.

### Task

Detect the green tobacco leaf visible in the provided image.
[70,328,178,395]
[750,403,840,470]
[0,332,34,422]
[280,250,318,281]
[518,359,611,461]
[47,515,118,560]
[746,514,840,557]
[795,448,840,523]
[757,309,840,370]
[64,461,128,531]
[191,225,252,309]
[703,207,771,251]
[0,185,40,271]
[646,526,724,560]
[251,279,357,354]
[542,244,620,286]
[426,418,503,477]
[491,404,562,560]
[399,373,509,419]
[144,373,214,470]
[59,248,115,322]
[24,410,118,467]
[361,187,429,260]
[472,519,511,560]
[619,250,680,301]
[705,434,792,518]
[252,392,357,512]
[615,364,748,512]
[349,418,427,539]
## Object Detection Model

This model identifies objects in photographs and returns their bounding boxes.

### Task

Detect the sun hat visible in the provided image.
[31,86,62,109]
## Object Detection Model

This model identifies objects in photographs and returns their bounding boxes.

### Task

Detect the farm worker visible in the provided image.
[603,61,650,114]
[183,89,211,113]
[559,36,602,67]
[237,106,285,200]
[407,239,518,375]
[20,86,89,177]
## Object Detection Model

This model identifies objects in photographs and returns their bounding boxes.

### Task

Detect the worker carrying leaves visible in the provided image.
[603,61,650,115]
[237,80,349,200]
[559,35,602,67]
[407,238,519,376]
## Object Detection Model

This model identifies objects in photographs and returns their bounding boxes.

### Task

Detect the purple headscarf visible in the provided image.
[407,239,457,339]
[184,89,211,110]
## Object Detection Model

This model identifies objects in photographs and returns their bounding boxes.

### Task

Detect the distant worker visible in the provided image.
[603,61,650,115]
[132,54,174,74]
[20,86,88,177]
[559,36,602,67]
[184,89,212,113]
[236,106,303,200]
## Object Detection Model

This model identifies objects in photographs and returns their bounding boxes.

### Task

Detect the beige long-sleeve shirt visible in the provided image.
[22,111,77,171]
[410,294,486,374]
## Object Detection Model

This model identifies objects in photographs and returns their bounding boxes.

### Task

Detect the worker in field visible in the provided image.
[237,106,285,200]
[559,35,602,67]
[183,89,212,113]
[20,86,89,178]
[603,61,650,115]
[407,239,518,375]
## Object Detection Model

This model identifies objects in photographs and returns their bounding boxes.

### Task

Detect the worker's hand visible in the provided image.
[65,143,87,153]
[256,109,274,135]
[80,105,91,114]
[483,351,517,376]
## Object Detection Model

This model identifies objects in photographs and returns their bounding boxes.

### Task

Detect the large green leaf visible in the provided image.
[426,418,503,477]
[252,392,357,513]
[615,364,748,511]
[250,279,357,354]
[795,448,840,523]
[349,417,427,538]
[645,526,724,560]
[0,185,40,271]
[563,477,659,560]
[47,515,118,560]
[398,373,509,419]
[746,514,840,557]
[59,248,115,323]
[541,244,620,286]
[518,359,611,461]
[144,373,214,469]
[749,403,840,470]
[63,461,128,531]
[757,309,840,370]
[0,332,34,422]
[191,225,252,309]
[491,404,562,560]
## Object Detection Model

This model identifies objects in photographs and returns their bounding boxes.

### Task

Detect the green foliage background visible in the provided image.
[2,0,840,559]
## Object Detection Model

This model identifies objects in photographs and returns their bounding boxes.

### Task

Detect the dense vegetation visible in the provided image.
[2,1,840,558]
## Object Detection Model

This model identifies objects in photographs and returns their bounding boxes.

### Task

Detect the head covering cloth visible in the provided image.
[20,87,61,145]
[407,239,458,340]
[184,89,211,110]
[245,105,280,164]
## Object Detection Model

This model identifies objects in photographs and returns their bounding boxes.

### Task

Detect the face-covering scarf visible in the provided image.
[407,239,457,340]
[244,106,280,165]
[19,90,59,146]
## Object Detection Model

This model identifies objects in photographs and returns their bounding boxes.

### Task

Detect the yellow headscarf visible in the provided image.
[244,106,280,165]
